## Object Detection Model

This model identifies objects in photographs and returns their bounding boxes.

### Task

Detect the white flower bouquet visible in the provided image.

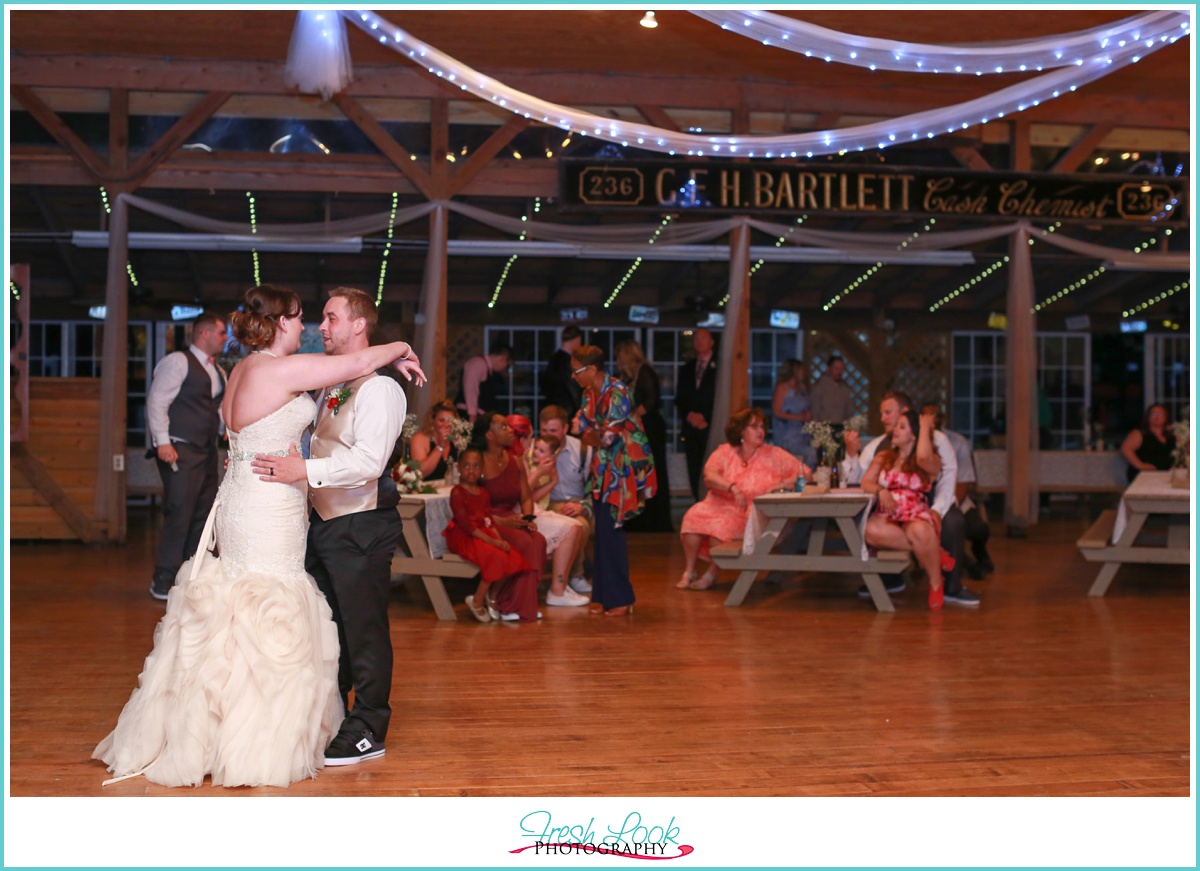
[391,458,435,494]
[449,416,472,453]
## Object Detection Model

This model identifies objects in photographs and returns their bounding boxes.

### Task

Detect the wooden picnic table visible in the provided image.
[1077,469,1190,596]
[711,486,912,612]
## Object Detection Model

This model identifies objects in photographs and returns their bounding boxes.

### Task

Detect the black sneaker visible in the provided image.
[149,576,173,601]
[857,579,906,599]
[324,729,385,766]
[944,587,981,607]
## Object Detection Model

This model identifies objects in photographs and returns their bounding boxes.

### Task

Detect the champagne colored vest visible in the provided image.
[309,373,398,521]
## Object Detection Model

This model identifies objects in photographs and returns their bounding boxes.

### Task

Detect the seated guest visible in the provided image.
[1121,403,1176,484]
[923,402,993,578]
[678,407,810,591]
[861,410,948,610]
[409,399,460,481]
[844,390,978,607]
[539,404,593,594]
[444,450,540,622]
[480,412,587,608]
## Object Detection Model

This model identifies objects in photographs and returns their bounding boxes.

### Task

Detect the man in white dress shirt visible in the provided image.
[253,287,422,766]
[539,404,592,594]
[145,312,227,600]
[844,390,979,607]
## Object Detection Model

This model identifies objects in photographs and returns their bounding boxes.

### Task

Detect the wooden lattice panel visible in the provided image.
[807,334,870,419]
[442,324,483,403]
[892,333,950,412]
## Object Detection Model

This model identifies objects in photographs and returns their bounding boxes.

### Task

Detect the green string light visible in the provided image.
[1122,280,1189,317]
[377,192,399,306]
[1035,225,1165,313]
[10,280,21,301]
[246,191,261,286]
[488,198,539,308]
[99,186,140,287]
[826,219,936,311]
[605,215,674,309]
[719,215,809,307]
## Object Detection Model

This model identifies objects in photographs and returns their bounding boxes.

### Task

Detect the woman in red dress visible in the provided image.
[862,408,946,610]
[443,450,540,622]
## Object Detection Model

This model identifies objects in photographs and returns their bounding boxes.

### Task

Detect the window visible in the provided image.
[952,331,1091,449]
[750,328,803,439]
[1145,333,1191,423]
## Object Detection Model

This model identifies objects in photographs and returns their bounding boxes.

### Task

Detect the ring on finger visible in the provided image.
[270,468,275,476]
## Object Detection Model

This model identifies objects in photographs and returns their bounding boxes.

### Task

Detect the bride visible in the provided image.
[93,285,425,788]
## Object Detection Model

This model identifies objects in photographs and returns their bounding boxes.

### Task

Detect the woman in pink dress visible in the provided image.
[678,407,810,590]
[862,408,946,610]
[443,450,540,622]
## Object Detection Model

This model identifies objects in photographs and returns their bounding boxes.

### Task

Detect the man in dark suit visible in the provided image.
[674,327,717,501]
[145,312,227,600]
[542,325,583,419]
[253,286,424,766]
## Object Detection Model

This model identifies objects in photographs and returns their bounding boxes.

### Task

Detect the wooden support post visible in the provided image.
[10,263,31,443]
[708,219,751,460]
[1005,223,1037,533]
[94,192,130,542]
[414,203,449,424]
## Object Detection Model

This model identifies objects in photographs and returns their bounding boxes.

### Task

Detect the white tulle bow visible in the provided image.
[284,10,352,100]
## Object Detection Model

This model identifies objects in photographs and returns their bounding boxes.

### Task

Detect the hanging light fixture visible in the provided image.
[640,11,657,29]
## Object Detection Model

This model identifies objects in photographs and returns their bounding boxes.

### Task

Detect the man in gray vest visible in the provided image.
[253,286,424,767]
[146,312,227,600]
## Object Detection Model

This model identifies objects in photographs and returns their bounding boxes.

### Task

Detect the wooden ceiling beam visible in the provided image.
[122,90,232,187]
[449,115,531,196]
[11,84,110,180]
[11,54,1189,131]
[109,88,128,175]
[331,93,434,198]
[1050,124,1116,174]
[9,151,559,196]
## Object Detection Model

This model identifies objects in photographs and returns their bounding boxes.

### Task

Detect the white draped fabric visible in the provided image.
[276,10,1193,159]
[689,10,1190,75]
[117,193,1187,273]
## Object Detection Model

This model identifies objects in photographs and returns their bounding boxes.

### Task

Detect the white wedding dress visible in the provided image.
[94,394,342,788]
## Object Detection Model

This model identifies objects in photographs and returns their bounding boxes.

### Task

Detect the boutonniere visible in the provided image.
[327,386,352,416]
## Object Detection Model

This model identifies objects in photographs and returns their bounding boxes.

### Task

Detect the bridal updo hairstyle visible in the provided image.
[230,284,302,351]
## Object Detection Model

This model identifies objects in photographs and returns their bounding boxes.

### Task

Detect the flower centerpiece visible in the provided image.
[449,416,472,454]
[1169,409,1190,488]
[804,421,840,467]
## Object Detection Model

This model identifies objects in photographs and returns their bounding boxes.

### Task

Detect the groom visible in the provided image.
[253,286,421,766]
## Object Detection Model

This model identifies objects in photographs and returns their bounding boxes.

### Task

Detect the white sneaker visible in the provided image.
[568,576,592,594]
[546,587,589,607]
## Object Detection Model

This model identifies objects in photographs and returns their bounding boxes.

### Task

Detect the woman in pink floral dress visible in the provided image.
[862,409,946,609]
[678,407,810,590]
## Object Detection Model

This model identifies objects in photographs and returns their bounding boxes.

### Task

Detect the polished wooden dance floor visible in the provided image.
[7,500,1192,798]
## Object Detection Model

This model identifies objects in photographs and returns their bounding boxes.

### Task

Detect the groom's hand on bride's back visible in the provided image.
[253,444,307,484]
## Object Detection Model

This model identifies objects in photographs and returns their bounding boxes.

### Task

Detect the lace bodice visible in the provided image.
[217,394,316,578]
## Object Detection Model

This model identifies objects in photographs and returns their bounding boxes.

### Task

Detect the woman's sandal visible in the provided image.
[588,602,605,614]
[676,570,697,589]
[604,605,634,617]
[689,567,718,590]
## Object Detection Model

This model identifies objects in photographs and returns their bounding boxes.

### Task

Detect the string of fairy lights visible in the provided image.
[489,197,540,309]
[99,187,140,288]
[604,215,674,309]
[377,192,399,305]
[11,280,21,301]
[1034,225,1175,314]
[718,215,810,307]
[246,192,261,286]
[824,219,937,311]
[1123,280,1189,318]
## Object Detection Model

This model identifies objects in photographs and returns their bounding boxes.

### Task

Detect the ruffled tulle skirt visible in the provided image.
[93,550,342,788]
